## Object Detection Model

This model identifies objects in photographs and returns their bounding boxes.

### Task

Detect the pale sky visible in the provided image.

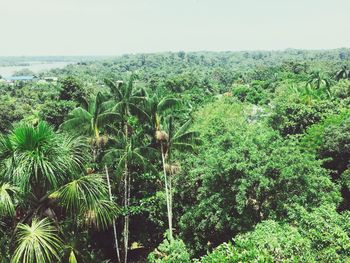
[0,0,349,56]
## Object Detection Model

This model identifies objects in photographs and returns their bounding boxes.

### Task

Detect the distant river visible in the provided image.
[0,61,73,77]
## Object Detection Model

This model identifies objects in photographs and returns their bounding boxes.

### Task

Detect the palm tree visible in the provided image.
[103,133,155,263]
[61,91,119,160]
[144,90,179,135]
[105,165,121,263]
[289,85,321,105]
[11,218,63,263]
[335,65,350,81]
[307,71,332,90]
[61,91,122,262]
[0,122,87,196]
[105,76,148,263]
[155,116,200,240]
[0,122,118,262]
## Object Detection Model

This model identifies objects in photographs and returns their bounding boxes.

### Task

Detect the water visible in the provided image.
[0,61,73,78]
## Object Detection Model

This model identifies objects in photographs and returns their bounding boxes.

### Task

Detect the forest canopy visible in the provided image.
[1,48,350,262]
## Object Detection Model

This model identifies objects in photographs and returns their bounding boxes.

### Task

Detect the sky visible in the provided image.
[0,0,349,56]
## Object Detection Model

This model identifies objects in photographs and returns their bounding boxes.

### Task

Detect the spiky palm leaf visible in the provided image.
[165,117,201,158]
[335,65,350,81]
[61,92,119,138]
[105,76,149,122]
[0,183,17,217]
[84,199,119,230]
[52,174,119,230]
[0,122,87,193]
[11,218,63,263]
[307,71,332,90]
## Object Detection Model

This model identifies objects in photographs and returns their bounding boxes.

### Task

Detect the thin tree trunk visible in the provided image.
[93,125,99,162]
[124,163,128,263]
[124,118,129,263]
[161,143,173,241]
[169,173,173,238]
[126,160,131,262]
[105,165,121,263]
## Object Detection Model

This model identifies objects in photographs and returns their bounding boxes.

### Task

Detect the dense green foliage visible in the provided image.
[1,49,350,262]
[200,205,350,262]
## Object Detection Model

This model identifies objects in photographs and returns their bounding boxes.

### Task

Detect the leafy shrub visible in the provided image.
[200,221,313,262]
[147,235,191,263]
[302,110,350,209]
[232,83,270,105]
[269,98,336,136]
[59,76,88,106]
[201,206,350,262]
[331,79,350,102]
[289,205,350,262]
[39,100,76,128]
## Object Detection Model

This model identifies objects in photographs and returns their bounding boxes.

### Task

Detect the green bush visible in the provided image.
[148,235,191,263]
[289,205,350,262]
[201,221,314,262]
[269,99,336,136]
[232,83,270,105]
[201,206,350,262]
[177,100,340,256]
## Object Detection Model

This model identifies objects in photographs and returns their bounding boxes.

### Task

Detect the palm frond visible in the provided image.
[12,218,63,263]
[129,103,150,121]
[60,107,92,134]
[105,79,123,101]
[157,97,180,113]
[54,174,109,213]
[171,142,196,152]
[97,112,121,129]
[172,119,193,140]
[173,131,200,144]
[102,148,125,167]
[0,183,17,217]
[84,199,119,230]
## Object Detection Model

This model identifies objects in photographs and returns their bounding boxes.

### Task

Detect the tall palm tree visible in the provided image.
[335,65,350,81]
[0,122,118,263]
[155,116,200,240]
[103,133,155,263]
[105,76,148,263]
[61,91,122,261]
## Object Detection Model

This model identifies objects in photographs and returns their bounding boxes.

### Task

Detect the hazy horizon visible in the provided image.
[1,47,350,58]
[1,0,349,56]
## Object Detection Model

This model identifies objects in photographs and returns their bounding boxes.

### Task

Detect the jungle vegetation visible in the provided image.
[1,48,350,262]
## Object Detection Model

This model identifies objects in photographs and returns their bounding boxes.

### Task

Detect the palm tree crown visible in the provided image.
[0,122,118,263]
[61,91,119,139]
[335,65,350,81]
[307,71,332,90]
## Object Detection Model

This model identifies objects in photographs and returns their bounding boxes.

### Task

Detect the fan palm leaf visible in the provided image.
[0,183,17,217]
[11,218,63,263]
[52,174,119,230]
[1,122,87,193]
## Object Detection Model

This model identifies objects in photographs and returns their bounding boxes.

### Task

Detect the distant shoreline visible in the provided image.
[0,61,74,78]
